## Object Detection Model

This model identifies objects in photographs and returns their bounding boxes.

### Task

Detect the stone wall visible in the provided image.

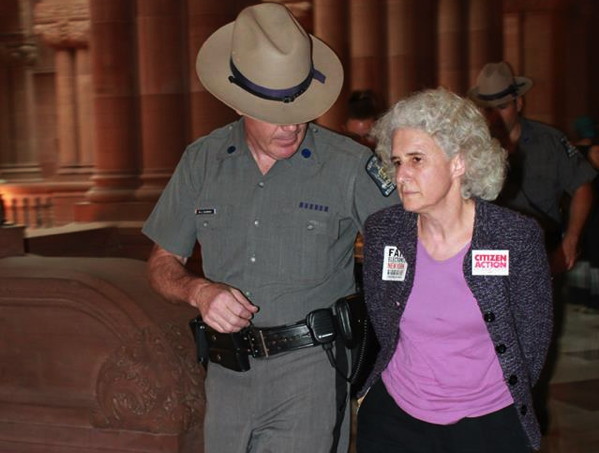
[0,255,205,453]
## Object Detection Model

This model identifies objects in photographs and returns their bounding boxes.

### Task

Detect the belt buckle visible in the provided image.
[247,327,269,358]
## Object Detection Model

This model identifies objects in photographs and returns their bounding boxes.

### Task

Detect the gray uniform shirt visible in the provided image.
[142,119,397,326]
[498,117,596,227]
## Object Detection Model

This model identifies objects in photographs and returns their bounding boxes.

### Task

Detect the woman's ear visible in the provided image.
[451,153,466,178]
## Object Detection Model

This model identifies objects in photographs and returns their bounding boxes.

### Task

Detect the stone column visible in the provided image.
[438,0,467,94]
[348,0,386,108]
[386,0,436,105]
[187,2,251,139]
[54,48,78,169]
[467,0,503,86]
[76,47,94,167]
[313,0,349,131]
[33,0,93,178]
[0,0,40,180]
[0,42,39,178]
[505,0,599,133]
[85,0,138,205]
[135,0,187,202]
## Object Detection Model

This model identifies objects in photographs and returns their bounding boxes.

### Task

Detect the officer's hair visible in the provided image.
[372,87,506,201]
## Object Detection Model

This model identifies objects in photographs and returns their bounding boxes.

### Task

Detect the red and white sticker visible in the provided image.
[472,250,509,276]
[382,246,407,281]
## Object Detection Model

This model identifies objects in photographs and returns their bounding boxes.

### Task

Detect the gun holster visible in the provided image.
[189,317,251,372]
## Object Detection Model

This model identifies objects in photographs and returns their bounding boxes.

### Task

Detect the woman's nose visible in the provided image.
[395,164,409,184]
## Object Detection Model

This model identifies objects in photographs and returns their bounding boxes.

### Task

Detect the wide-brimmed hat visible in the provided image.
[468,62,533,107]
[196,3,343,125]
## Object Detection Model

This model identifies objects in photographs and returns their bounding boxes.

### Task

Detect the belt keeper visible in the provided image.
[258,330,269,357]
[246,328,269,358]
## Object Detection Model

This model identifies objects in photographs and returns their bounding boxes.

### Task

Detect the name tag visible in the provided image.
[382,245,407,281]
[472,250,509,276]
[195,208,216,215]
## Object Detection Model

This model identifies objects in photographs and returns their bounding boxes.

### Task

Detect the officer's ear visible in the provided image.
[515,96,523,113]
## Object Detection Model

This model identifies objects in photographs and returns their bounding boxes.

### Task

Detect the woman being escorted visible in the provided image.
[357,88,552,452]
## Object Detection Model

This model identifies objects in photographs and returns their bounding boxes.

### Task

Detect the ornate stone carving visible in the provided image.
[33,0,90,48]
[92,322,205,433]
[1,42,38,66]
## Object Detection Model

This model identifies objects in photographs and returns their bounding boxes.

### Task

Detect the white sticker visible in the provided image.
[382,246,407,281]
[472,250,509,276]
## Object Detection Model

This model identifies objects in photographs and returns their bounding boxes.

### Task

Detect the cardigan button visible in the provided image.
[483,312,496,322]
[520,405,528,415]
[495,344,507,354]
[508,375,518,386]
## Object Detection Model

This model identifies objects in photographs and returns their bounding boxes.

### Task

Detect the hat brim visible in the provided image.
[196,22,344,125]
[468,76,533,107]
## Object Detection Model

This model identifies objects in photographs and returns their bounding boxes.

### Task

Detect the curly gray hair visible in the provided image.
[372,87,506,200]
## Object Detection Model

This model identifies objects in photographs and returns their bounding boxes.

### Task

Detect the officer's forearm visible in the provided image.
[147,245,212,307]
[564,183,593,242]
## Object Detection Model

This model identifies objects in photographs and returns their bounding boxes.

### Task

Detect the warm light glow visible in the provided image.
[0,188,16,201]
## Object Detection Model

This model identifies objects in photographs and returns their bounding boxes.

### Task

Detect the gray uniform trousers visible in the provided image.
[204,343,350,453]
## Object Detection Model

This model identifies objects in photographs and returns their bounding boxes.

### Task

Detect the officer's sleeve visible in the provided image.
[351,153,399,232]
[554,134,597,195]
[142,146,203,257]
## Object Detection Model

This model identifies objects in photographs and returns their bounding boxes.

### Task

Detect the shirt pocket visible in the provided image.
[194,202,239,273]
[271,209,340,283]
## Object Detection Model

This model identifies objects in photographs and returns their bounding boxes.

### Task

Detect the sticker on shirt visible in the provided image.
[560,136,581,158]
[366,155,396,197]
[382,246,407,281]
[472,250,509,276]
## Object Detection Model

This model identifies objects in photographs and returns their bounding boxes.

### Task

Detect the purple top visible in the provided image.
[382,239,513,424]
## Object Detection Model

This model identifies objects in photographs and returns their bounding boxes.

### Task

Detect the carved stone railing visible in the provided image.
[0,255,205,453]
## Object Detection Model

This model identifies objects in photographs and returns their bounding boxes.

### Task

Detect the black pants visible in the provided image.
[357,380,531,453]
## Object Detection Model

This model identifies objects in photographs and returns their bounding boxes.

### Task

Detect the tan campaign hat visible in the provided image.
[468,61,533,107]
[196,2,344,125]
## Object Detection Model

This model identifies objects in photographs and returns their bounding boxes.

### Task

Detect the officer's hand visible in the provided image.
[551,236,579,274]
[189,282,259,333]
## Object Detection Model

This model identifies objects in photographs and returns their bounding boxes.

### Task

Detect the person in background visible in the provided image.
[567,116,599,313]
[342,89,384,284]
[468,61,596,433]
[343,89,382,151]
[142,3,397,452]
[357,88,553,452]
[574,115,599,169]
[468,61,596,275]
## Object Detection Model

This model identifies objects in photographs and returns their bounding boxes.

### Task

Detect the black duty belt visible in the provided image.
[189,297,366,373]
[212,321,316,358]
[190,315,329,372]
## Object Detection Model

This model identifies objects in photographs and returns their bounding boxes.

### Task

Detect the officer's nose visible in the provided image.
[280,124,300,132]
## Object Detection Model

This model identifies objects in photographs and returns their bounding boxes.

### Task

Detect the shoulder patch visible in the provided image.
[560,136,581,158]
[366,155,396,197]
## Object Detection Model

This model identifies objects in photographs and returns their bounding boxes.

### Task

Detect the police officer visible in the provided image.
[142,4,397,453]
[469,61,596,275]
[469,61,596,435]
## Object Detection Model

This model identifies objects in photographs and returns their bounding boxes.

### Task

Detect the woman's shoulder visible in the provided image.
[476,200,543,239]
[365,204,409,229]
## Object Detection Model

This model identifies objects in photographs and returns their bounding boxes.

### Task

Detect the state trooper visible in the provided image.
[469,61,596,434]
[469,61,595,274]
[142,3,397,452]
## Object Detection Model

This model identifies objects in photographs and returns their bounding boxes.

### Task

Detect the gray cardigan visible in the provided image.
[361,199,553,450]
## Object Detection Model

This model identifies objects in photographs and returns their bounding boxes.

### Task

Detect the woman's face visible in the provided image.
[391,128,461,214]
